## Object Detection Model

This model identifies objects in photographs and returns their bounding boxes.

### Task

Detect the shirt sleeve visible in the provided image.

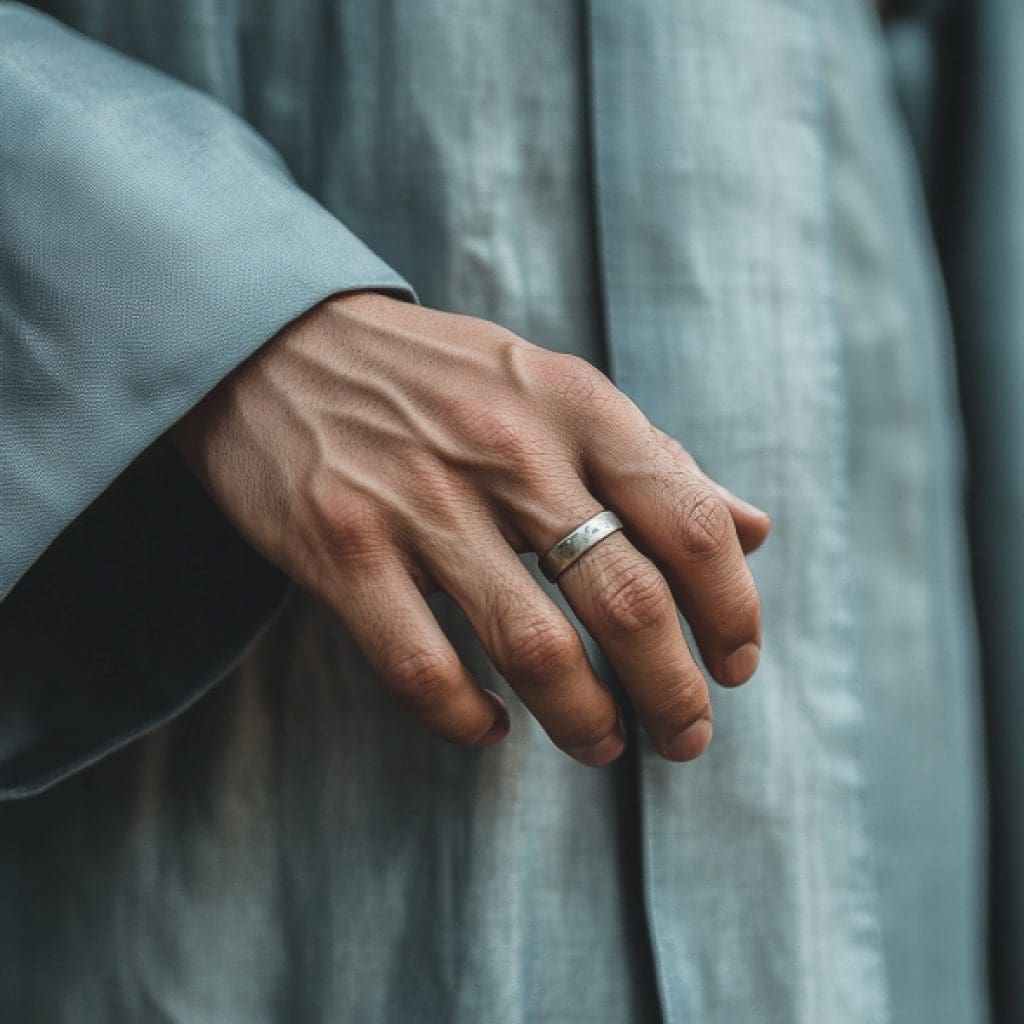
[0,2,417,797]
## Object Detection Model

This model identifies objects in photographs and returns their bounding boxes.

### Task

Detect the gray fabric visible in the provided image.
[0,0,992,1021]
[887,2,1024,1014]
[831,4,987,1018]
[0,3,415,595]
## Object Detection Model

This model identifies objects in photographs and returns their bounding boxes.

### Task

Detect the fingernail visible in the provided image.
[474,691,511,747]
[722,642,761,686]
[568,721,627,767]
[664,718,713,761]
[712,483,769,520]
[737,498,770,520]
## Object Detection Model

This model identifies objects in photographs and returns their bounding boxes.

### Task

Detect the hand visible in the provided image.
[171,292,770,766]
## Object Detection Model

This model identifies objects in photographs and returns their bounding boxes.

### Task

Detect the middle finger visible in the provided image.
[417,520,628,767]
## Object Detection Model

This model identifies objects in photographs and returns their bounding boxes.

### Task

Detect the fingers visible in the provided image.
[305,344,767,765]
[585,424,767,688]
[504,476,714,762]
[649,424,771,555]
[553,519,715,762]
[419,523,627,767]
[711,483,772,554]
[319,556,510,748]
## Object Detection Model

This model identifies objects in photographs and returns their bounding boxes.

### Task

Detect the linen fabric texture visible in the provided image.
[0,2,995,1022]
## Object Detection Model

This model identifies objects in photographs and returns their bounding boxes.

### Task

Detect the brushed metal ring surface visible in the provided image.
[540,510,624,583]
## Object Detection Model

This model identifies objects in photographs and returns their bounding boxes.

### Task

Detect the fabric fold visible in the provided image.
[0,2,416,795]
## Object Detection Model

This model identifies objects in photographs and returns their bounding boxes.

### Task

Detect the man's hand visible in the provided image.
[171,292,770,766]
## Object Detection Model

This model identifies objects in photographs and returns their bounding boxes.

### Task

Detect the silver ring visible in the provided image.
[540,510,624,583]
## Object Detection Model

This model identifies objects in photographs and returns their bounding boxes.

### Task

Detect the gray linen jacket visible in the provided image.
[0,1,1001,1021]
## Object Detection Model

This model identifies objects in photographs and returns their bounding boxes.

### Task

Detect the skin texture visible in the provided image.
[171,291,771,767]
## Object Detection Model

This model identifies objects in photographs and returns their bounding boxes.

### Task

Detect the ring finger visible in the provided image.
[514,487,715,762]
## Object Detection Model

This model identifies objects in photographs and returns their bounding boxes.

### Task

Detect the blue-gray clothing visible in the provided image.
[920,1,1024,1019]
[0,1,995,1021]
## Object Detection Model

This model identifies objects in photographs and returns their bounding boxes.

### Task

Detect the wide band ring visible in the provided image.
[540,510,624,583]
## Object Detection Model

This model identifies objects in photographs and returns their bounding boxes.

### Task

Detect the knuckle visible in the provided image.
[502,617,583,681]
[731,583,762,632]
[475,409,536,467]
[449,402,543,479]
[553,699,619,750]
[401,453,463,511]
[534,352,614,408]
[385,646,459,704]
[647,676,710,723]
[598,557,674,638]
[307,476,353,536]
[708,572,762,636]
[650,425,698,469]
[675,486,733,560]
[306,482,383,558]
